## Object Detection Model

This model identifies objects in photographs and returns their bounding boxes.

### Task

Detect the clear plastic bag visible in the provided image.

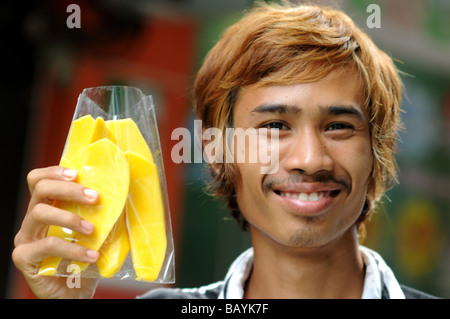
[38,86,175,283]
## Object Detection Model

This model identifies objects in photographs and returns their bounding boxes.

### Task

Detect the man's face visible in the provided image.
[232,69,373,249]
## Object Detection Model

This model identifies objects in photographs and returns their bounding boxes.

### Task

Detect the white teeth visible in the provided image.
[299,193,308,201]
[280,191,326,201]
[309,192,318,201]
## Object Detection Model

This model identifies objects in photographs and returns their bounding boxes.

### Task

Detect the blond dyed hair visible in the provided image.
[193,1,403,236]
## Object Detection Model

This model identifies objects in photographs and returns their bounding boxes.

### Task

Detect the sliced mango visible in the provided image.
[62,138,129,271]
[106,118,154,163]
[40,115,168,282]
[90,117,117,145]
[125,151,166,281]
[63,115,117,161]
[39,117,119,276]
[62,115,96,160]
[96,210,130,278]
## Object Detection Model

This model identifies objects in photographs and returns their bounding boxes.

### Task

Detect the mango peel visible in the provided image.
[38,115,168,282]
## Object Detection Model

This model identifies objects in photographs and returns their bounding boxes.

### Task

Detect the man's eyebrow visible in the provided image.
[250,103,366,120]
[251,104,301,115]
[324,105,366,120]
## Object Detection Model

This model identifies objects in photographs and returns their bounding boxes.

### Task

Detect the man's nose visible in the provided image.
[282,128,334,175]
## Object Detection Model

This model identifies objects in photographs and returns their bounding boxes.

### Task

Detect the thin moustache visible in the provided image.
[262,173,352,194]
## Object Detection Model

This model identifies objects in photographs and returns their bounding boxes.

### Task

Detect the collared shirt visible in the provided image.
[216,246,405,299]
[141,246,438,299]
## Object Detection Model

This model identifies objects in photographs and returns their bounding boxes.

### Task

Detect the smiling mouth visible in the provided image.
[272,189,341,216]
[274,190,341,201]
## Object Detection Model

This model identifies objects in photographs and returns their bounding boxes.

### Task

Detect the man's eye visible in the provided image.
[262,122,288,130]
[326,123,353,131]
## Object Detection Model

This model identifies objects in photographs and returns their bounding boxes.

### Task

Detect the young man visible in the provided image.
[12,2,437,299]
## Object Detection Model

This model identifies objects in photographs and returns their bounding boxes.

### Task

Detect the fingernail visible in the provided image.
[86,249,99,260]
[81,219,94,233]
[62,169,77,179]
[83,188,98,200]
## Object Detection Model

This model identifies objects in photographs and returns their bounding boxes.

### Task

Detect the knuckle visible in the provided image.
[11,245,29,269]
[26,169,39,186]
[30,203,47,221]
[71,244,87,260]
[13,231,24,247]
[11,247,23,267]
[33,179,49,195]
[66,213,81,228]
[42,236,61,251]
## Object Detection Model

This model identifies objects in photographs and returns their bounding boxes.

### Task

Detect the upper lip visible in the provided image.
[272,183,342,194]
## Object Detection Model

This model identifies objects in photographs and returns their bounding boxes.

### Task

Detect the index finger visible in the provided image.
[27,166,78,194]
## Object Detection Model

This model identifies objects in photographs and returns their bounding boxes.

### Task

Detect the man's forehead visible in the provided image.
[236,73,367,119]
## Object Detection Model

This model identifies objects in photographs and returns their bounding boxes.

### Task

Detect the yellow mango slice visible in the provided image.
[106,118,154,163]
[40,116,168,280]
[91,117,117,145]
[125,151,166,281]
[62,138,129,272]
[63,115,117,161]
[62,115,95,160]
[39,117,119,276]
[96,210,130,278]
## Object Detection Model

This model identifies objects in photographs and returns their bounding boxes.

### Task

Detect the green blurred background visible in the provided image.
[2,0,448,298]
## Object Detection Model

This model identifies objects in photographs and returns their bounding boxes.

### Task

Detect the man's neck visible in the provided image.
[244,227,364,299]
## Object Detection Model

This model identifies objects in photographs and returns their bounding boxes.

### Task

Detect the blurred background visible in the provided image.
[1,0,448,298]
